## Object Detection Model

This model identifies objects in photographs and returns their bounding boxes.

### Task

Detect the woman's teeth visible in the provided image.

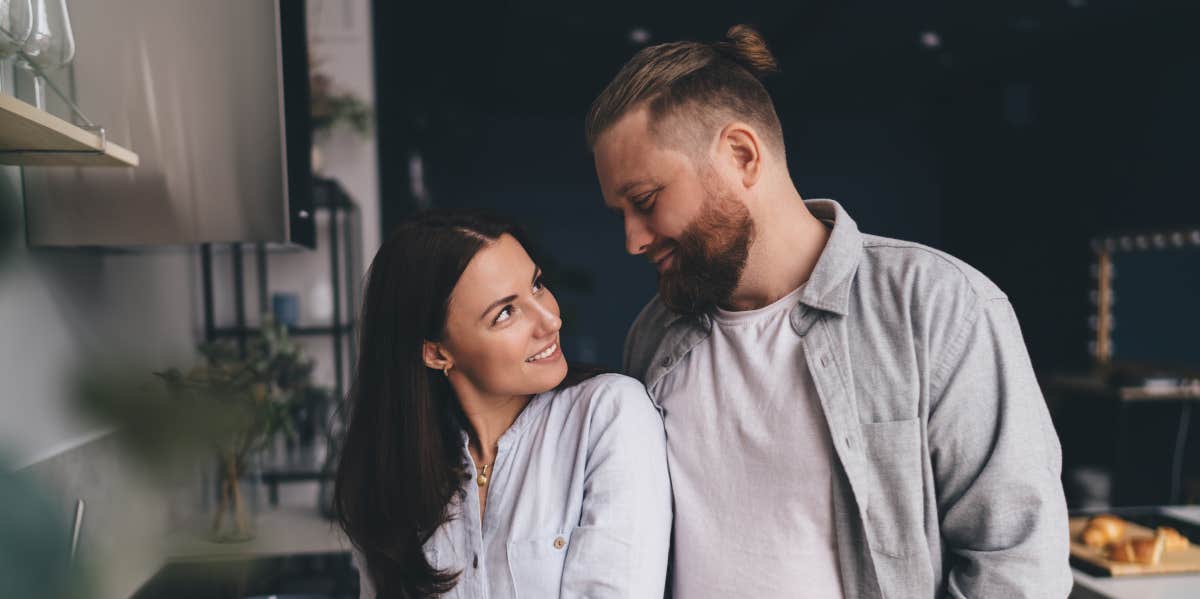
[527,343,557,362]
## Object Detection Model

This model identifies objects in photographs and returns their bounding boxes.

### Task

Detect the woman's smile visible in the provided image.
[525,337,562,364]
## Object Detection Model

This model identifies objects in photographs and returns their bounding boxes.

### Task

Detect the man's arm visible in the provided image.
[928,296,1072,598]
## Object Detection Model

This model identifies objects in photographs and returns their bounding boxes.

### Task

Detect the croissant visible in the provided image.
[1081,515,1127,549]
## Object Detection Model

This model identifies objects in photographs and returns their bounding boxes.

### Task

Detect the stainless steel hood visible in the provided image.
[22,0,313,247]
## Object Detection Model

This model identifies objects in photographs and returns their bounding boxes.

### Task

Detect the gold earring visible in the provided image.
[442,365,450,377]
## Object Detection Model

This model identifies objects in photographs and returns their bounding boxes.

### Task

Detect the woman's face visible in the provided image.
[433,233,567,399]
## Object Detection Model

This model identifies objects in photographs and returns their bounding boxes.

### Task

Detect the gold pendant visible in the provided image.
[477,473,488,486]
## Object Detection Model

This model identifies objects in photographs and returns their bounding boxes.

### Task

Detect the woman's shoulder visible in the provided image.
[556,373,659,425]
[560,372,647,401]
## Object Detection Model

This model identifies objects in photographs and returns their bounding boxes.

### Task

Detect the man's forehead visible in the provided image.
[595,108,654,158]
[595,113,660,198]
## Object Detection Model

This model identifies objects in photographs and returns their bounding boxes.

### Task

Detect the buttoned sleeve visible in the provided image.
[560,376,673,598]
[928,297,1072,598]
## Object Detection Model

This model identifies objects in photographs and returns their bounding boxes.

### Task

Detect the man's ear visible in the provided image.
[718,122,762,189]
[423,340,453,372]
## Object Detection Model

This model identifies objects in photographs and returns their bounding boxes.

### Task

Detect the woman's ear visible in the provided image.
[422,340,453,373]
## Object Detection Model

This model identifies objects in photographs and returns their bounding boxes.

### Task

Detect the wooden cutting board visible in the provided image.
[1070,517,1200,576]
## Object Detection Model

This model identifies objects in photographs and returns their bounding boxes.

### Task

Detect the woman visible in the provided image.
[334,210,672,598]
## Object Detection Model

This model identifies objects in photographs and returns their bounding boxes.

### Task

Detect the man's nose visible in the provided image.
[624,215,653,256]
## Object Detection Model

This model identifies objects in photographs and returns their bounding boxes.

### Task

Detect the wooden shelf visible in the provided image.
[0,93,138,167]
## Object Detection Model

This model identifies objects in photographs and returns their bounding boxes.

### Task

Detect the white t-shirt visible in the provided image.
[656,283,845,598]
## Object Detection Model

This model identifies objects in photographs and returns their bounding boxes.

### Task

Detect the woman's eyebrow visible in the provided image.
[478,267,541,321]
[480,294,517,320]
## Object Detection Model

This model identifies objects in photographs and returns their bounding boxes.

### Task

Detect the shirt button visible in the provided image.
[553,536,566,550]
[661,356,673,367]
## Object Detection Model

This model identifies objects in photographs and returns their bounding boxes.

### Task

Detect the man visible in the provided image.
[586,25,1071,598]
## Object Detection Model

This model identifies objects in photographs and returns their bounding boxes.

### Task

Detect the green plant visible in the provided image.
[155,316,326,540]
[310,70,372,138]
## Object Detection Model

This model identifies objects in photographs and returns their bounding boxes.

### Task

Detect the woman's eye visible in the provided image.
[532,275,545,293]
[494,305,513,324]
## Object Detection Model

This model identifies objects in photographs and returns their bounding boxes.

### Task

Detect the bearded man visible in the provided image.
[586,25,1071,599]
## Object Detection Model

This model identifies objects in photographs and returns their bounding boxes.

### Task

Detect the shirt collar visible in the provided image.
[665,198,862,329]
[457,389,554,452]
[796,199,862,318]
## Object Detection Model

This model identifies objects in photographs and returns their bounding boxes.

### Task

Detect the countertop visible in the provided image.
[165,504,350,562]
[125,504,354,599]
[1070,505,1200,599]
[142,501,1200,597]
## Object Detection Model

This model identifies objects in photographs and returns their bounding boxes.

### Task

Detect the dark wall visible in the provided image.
[932,2,1200,374]
[371,1,945,367]
[371,1,1199,373]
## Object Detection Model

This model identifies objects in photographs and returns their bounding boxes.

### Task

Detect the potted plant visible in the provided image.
[156,317,322,542]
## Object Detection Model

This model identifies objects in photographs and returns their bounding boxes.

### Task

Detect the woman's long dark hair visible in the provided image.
[333,209,600,598]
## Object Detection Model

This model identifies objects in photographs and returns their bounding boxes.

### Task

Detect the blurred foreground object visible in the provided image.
[0,466,87,599]
[78,316,329,542]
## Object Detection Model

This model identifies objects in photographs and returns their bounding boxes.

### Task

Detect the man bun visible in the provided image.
[713,25,779,80]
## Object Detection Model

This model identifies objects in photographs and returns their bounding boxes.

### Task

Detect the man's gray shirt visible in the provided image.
[623,199,1072,599]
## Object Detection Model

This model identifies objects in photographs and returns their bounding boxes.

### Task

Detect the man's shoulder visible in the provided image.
[858,233,1007,303]
[628,294,674,337]
[623,295,675,381]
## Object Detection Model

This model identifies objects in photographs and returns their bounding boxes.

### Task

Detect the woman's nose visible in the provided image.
[534,303,562,335]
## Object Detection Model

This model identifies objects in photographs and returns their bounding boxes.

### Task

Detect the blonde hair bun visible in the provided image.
[715,25,780,80]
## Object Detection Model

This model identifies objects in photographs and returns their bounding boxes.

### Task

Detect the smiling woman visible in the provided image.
[333,209,672,598]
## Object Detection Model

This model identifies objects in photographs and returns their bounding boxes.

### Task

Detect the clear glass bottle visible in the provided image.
[18,0,73,109]
[0,0,33,95]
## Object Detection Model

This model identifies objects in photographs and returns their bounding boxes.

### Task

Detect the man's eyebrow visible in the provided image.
[617,179,651,196]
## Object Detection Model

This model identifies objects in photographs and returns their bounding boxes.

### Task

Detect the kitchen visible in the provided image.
[2,1,1199,598]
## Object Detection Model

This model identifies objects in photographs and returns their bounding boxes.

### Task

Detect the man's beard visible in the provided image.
[657,186,754,317]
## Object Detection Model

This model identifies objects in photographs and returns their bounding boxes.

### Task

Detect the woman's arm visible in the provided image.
[560,377,673,598]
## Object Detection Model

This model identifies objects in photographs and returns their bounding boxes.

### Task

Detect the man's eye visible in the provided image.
[494,306,513,324]
[633,192,656,212]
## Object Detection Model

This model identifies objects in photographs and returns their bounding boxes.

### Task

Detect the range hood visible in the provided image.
[22,0,314,248]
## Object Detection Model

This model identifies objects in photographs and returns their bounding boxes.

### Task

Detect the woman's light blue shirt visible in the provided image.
[355,373,672,598]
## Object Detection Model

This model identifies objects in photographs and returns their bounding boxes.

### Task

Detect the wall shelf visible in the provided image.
[0,94,138,167]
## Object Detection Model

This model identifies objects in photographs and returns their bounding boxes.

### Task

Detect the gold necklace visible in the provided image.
[477,463,491,487]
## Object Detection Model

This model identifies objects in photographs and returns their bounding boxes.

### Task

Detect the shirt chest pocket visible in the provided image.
[860,418,924,558]
[507,531,571,598]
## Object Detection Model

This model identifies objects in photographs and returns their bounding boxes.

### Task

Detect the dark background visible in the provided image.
[370,0,1200,373]
[369,0,1200,504]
